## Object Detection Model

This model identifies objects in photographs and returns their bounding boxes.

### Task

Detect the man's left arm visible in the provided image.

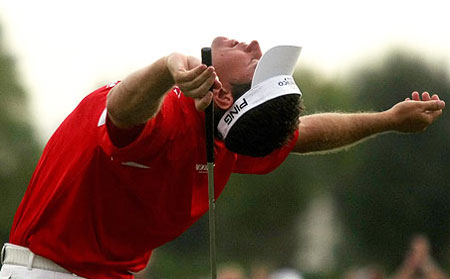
[293,91,445,154]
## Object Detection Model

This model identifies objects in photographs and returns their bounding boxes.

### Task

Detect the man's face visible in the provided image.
[211,36,262,91]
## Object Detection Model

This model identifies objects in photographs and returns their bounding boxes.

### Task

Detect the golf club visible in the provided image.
[202,47,217,279]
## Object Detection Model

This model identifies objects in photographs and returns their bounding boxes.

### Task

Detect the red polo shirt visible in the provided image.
[9,84,298,279]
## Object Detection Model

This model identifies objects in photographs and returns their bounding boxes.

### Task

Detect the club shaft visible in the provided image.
[207,162,216,279]
[202,47,217,279]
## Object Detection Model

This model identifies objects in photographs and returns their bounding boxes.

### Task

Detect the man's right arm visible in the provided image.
[106,54,218,129]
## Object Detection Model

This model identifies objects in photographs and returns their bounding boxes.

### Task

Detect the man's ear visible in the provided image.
[213,87,234,110]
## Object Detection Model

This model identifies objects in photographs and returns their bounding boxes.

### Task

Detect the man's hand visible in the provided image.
[388,91,445,133]
[167,53,221,111]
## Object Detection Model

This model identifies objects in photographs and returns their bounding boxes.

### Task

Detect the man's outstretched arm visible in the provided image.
[106,54,218,129]
[293,92,445,154]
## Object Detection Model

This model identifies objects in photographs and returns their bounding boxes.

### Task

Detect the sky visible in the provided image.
[1,0,449,142]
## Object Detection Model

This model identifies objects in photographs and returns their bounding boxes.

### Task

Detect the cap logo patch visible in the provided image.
[224,98,248,125]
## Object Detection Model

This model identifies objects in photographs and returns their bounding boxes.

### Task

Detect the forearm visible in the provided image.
[293,111,393,154]
[106,56,174,128]
[293,93,445,154]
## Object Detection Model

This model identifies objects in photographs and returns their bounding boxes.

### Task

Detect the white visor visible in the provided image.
[218,45,302,139]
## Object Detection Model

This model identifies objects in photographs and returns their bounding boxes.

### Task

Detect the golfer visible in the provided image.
[0,36,445,279]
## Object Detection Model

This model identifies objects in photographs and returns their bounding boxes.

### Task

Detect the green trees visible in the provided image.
[0,27,41,244]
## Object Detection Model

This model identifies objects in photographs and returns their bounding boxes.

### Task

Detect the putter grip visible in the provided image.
[202,47,212,68]
[202,47,214,163]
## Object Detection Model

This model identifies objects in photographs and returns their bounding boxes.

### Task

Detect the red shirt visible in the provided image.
[9,84,298,279]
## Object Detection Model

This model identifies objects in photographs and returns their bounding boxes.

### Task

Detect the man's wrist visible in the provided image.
[164,55,176,86]
[379,109,398,132]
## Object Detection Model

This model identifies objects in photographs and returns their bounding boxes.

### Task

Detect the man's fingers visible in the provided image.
[428,109,443,120]
[419,100,446,111]
[186,67,215,90]
[195,92,213,112]
[176,64,208,83]
[187,74,216,97]
[422,92,431,101]
[410,91,441,101]
[178,66,215,93]
[408,91,445,111]
[431,94,440,101]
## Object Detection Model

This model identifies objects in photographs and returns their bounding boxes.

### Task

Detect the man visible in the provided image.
[0,36,445,279]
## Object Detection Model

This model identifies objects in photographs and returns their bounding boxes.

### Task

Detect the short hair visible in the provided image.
[215,82,303,157]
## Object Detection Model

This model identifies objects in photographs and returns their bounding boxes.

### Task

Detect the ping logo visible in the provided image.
[224,98,248,125]
[278,77,296,87]
[196,164,208,173]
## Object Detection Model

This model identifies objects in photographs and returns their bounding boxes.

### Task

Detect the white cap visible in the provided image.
[218,45,302,139]
[252,45,302,87]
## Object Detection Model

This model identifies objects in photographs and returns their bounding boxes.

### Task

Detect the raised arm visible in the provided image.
[293,92,445,154]
[106,54,219,128]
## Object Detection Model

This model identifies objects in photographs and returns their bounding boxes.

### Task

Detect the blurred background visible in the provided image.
[1,0,449,278]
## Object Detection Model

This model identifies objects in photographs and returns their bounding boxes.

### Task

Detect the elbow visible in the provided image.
[292,142,314,154]
[106,88,119,117]
[106,86,131,128]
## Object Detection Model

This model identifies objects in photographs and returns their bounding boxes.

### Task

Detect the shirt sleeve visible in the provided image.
[97,86,182,163]
[232,129,299,174]
[105,116,146,148]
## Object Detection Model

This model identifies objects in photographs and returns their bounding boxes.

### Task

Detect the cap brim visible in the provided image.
[251,45,302,88]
